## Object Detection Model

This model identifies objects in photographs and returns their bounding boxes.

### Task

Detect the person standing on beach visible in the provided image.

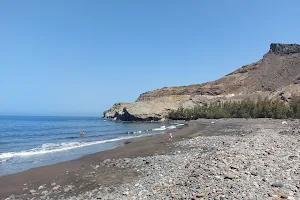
[169,132,173,142]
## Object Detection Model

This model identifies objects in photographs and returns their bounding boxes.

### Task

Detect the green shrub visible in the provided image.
[167,96,300,120]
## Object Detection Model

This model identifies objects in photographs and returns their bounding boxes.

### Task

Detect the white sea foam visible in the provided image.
[173,123,185,126]
[166,125,177,129]
[0,135,141,161]
[152,124,185,131]
[0,123,187,162]
[152,125,166,131]
[128,130,143,134]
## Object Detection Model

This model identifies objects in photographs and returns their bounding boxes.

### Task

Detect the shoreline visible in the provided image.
[0,120,196,199]
[0,121,185,177]
[1,118,299,199]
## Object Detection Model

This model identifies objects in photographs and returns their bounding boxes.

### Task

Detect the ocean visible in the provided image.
[0,116,184,176]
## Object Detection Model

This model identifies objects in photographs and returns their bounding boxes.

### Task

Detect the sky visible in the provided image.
[0,0,300,116]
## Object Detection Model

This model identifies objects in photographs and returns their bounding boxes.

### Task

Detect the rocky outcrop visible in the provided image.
[103,43,300,121]
[103,95,198,121]
[269,43,300,55]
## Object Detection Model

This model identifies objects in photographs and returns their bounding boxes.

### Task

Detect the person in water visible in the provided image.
[80,131,84,136]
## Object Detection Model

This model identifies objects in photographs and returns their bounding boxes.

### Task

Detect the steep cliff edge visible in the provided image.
[104,43,300,121]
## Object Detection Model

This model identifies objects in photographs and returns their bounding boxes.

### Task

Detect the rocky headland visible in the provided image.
[104,43,300,121]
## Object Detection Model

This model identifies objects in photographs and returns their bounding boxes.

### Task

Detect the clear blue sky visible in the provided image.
[0,0,299,116]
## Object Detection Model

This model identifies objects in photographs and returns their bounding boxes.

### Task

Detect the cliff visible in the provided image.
[104,43,300,121]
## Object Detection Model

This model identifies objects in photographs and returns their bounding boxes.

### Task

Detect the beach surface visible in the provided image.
[1,119,300,200]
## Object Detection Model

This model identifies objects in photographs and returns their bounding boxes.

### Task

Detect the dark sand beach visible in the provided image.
[1,119,300,200]
[0,120,195,199]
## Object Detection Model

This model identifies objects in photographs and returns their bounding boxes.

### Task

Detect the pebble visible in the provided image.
[195,192,206,198]
[29,189,37,194]
[64,185,74,193]
[41,190,48,195]
[103,159,111,164]
[53,185,61,190]
[224,172,237,179]
[38,185,46,190]
[250,170,258,176]
[271,182,284,188]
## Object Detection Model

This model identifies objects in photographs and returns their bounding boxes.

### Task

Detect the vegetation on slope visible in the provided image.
[168,95,300,120]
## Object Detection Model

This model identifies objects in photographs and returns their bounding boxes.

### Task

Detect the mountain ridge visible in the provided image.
[104,43,300,121]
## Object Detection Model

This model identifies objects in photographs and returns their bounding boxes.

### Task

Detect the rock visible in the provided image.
[288,155,298,160]
[224,172,237,179]
[52,185,60,190]
[250,170,259,176]
[29,189,37,194]
[230,165,239,171]
[269,191,290,199]
[271,182,284,187]
[103,159,111,164]
[38,185,46,190]
[64,185,74,192]
[195,192,206,198]
[185,163,190,168]
[280,194,289,199]
[51,182,57,186]
[41,190,48,195]
[270,43,300,55]
[97,193,109,199]
[268,192,279,198]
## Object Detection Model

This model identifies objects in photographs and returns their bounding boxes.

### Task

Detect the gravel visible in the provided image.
[67,120,300,200]
[5,119,300,200]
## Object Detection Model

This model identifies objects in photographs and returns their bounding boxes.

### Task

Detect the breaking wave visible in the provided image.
[0,135,141,161]
[0,123,186,163]
[152,123,185,131]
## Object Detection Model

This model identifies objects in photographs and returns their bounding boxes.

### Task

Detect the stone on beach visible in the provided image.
[29,189,37,194]
[38,185,46,190]
[271,182,284,188]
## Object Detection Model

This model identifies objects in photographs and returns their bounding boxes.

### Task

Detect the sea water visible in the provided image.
[0,116,184,176]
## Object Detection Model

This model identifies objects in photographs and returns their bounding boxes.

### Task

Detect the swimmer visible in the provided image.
[80,131,84,136]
